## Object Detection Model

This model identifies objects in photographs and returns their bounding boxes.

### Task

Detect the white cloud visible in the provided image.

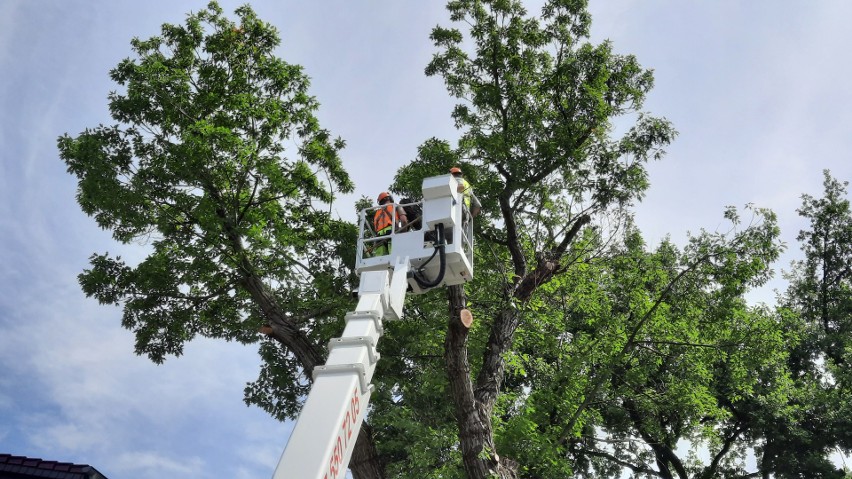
[0,243,278,474]
[11,306,264,447]
[28,421,104,453]
[237,419,295,470]
[112,451,206,478]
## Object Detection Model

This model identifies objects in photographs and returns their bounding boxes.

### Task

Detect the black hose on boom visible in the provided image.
[413,223,447,290]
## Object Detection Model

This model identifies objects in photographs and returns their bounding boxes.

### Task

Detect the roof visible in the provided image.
[0,454,108,479]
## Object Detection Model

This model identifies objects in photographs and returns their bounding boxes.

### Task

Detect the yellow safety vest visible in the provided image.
[458,178,472,208]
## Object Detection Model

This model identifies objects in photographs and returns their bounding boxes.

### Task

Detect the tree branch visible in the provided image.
[500,189,527,285]
[578,446,663,477]
[700,422,745,479]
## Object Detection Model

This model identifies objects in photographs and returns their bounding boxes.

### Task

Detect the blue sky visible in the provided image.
[1,1,851,478]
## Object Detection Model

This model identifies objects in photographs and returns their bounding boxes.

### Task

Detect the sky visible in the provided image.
[1,1,851,478]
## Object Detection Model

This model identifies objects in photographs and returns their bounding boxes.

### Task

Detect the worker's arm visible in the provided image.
[469,192,481,218]
[396,206,408,226]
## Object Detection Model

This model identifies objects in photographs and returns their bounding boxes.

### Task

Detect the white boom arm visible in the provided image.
[272,174,472,478]
[272,257,410,479]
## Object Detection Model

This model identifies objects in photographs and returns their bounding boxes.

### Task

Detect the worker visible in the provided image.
[372,192,408,256]
[450,166,481,218]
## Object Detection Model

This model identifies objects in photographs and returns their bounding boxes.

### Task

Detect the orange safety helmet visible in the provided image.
[377,192,391,204]
[450,166,462,175]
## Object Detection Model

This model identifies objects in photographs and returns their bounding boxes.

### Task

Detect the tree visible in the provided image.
[556,213,789,479]
[57,4,386,477]
[789,170,852,367]
[766,170,852,478]
[382,1,812,477]
[394,0,678,476]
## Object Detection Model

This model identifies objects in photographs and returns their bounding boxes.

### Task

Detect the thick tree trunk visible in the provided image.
[445,285,519,479]
[350,424,385,479]
[441,214,591,479]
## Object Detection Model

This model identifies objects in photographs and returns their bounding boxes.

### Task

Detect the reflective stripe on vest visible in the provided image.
[373,204,395,233]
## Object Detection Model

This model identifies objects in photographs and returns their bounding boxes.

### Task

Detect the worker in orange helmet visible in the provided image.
[450,166,481,218]
[372,192,408,256]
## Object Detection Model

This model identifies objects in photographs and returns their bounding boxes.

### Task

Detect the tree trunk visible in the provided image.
[350,423,385,479]
[445,285,519,479]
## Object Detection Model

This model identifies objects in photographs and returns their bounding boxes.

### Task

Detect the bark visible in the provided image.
[243,268,323,369]
[350,424,385,479]
[445,285,519,479]
[205,179,326,371]
[441,213,592,479]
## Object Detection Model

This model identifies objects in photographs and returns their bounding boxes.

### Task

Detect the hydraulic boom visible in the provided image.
[272,174,473,478]
[272,257,409,479]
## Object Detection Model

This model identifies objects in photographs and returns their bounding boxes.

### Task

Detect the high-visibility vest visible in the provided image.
[457,178,472,208]
[373,204,395,234]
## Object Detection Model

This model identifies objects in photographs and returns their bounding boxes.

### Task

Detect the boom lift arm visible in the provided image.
[272,257,409,479]
[272,174,473,479]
